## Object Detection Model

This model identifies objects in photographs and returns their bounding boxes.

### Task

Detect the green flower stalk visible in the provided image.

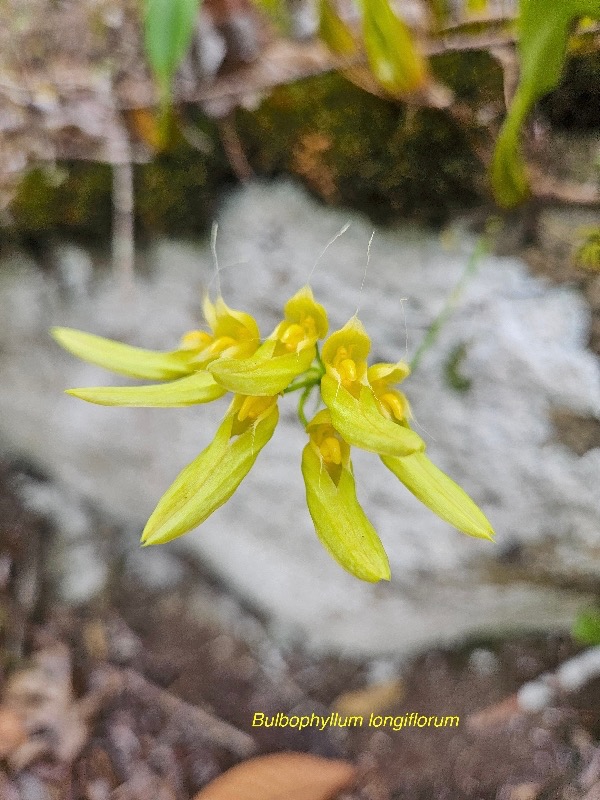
[53,283,494,583]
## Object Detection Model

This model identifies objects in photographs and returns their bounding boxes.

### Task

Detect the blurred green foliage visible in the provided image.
[491,0,600,207]
[236,68,492,224]
[573,609,600,645]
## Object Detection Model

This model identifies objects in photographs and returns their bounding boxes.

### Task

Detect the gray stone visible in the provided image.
[1,180,599,655]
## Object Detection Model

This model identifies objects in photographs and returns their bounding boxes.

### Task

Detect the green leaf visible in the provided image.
[319,0,357,56]
[321,375,425,457]
[209,341,317,396]
[144,0,201,98]
[492,0,600,207]
[302,444,390,582]
[380,451,495,540]
[66,371,226,407]
[52,327,193,381]
[358,0,428,94]
[425,0,451,29]
[467,0,489,12]
[142,397,278,545]
[572,609,600,645]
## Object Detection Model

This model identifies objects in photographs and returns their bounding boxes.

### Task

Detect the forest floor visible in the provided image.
[1,457,600,800]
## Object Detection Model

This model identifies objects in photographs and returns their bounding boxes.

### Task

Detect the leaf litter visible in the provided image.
[2,457,600,799]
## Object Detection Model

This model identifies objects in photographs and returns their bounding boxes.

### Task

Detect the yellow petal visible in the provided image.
[209,340,316,396]
[51,327,192,381]
[321,374,424,457]
[319,0,357,56]
[322,317,371,376]
[66,371,227,407]
[282,286,329,340]
[381,451,495,541]
[142,395,278,545]
[302,443,390,582]
[367,361,411,387]
[202,295,260,353]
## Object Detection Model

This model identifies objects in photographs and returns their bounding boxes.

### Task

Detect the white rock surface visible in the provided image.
[1,180,599,655]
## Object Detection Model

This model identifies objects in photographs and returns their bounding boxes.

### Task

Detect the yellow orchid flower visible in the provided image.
[54,279,495,576]
[208,286,328,396]
[181,295,260,367]
[302,410,390,582]
[142,394,279,545]
[51,296,260,407]
[320,317,425,456]
[367,361,412,422]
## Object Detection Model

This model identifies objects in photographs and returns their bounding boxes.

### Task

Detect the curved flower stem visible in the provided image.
[283,374,321,394]
[410,230,490,373]
[282,345,326,425]
[298,385,314,428]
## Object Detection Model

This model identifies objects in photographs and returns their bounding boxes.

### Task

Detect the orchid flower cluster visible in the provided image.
[52,285,494,583]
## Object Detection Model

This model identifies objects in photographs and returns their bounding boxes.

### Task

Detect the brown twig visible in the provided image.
[103,667,257,758]
[217,113,254,182]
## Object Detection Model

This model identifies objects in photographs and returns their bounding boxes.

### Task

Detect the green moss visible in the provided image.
[9,117,229,241]
[135,119,230,235]
[541,52,600,130]
[237,70,487,224]
[430,50,504,102]
[10,163,112,239]
[9,51,508,237]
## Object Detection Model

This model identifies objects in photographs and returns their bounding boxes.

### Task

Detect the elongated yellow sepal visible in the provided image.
[208,340,317,396]
[66,371,227,407]
[302,443,390,583]
[321,375,424,457]
[142,395,279,545]
[381,451,495,541]
[52,327,192,381]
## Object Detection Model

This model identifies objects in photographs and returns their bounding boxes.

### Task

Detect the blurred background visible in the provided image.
[1,0,600,797]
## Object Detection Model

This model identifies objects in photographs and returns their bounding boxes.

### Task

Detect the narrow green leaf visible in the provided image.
[302,444,390,582]
[52,327,193,381]
[492,0,600,207]
[321,375,425,457]
[319,0,357,56]
[142,399,279,544]
[381,450,495,540]
[358,0,428,94]
[209,341,317,396]
[144,0,201,97]
[66,371,226,407]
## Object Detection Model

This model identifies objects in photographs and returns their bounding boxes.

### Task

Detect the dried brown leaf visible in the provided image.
[0,708,28,758]
[466,694,520,733]
[193,752,356,800]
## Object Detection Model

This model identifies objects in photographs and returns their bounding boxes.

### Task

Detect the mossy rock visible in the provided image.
[541,51,600,130]
[135,116,230,235]
[9,120,230,242]
[236,64,500,224]
[10,163,113,240]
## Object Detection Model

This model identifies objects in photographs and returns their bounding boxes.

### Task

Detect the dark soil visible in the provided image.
[1,459,600,800]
